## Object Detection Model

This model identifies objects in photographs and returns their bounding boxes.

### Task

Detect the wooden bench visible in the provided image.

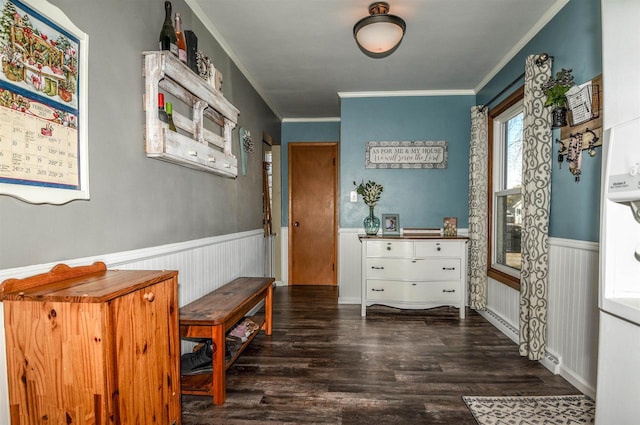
[178,276,274,405]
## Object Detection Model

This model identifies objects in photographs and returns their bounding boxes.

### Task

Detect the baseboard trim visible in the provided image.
[540,350,562,375]
[338,296,360,305]
[477,307,594,396]
[478,308,519,344]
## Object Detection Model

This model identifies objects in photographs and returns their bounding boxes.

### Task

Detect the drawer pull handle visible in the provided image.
[437,247,442,251]
[371,266,384,270]
[442,289,455,293]
[387,247,391,251]
[442,267,456,270]
[144,292,155,302]
[371,288,385,292]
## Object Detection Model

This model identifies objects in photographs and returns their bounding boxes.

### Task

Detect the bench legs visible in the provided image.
[208,285,273,406]
[264,285,273,336]
[211,324,226,405]
[180,286,273,406]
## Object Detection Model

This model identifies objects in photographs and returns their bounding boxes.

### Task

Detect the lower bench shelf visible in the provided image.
[179,277,274,405]
[180,315,265,395]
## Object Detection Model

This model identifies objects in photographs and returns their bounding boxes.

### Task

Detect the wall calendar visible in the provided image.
[0,0,88,204]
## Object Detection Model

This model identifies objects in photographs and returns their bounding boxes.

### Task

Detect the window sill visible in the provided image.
[488,267,520,291]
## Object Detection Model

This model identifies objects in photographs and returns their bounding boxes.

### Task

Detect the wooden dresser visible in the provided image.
[0,262,181,425]
[360,235,469,318]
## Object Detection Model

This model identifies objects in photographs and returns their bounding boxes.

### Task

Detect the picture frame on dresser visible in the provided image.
[382,213,400,235]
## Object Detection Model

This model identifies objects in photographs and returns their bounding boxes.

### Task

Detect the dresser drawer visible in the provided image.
[365,240,413,257]
[366,258,461,280]
[366,280,460,303]
[415,240,463,257]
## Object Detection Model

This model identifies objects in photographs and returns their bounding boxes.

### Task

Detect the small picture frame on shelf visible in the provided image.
[382,213,400,236]
[443,217,458,236]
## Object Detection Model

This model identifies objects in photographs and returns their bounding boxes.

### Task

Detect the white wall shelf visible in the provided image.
[142,51,239,178]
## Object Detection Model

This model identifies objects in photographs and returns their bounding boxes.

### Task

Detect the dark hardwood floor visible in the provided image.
[181,285,580,424]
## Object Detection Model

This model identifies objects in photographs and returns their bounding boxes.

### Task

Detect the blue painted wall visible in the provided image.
[281,0,601,242]
[478,0,602,241]
[281,121,341,226]
[340,96,475,229]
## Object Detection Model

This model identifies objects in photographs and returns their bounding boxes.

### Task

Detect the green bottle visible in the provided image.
[165,101,177,132]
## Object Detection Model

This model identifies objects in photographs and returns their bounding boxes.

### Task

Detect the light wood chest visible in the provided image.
[0,262,181,425]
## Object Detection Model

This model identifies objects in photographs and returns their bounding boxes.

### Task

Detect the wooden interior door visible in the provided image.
[289,143,337,285]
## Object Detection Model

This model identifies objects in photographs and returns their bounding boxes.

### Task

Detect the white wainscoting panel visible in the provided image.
[483,237,599,397]
[338,229,363,304]
[0,230,266,423]
[486,278,520,330]
[280,226,288,286]
[546,238,599,396]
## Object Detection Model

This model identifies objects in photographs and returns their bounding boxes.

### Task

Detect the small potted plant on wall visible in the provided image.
[541,68,575,128]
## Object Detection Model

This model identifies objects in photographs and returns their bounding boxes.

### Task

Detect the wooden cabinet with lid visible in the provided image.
[0,262,181,425]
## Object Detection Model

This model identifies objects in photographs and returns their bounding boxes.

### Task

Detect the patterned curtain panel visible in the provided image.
[519,55,552,360]
[468,106,489,310]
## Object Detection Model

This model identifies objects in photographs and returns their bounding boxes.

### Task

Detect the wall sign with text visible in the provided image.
[365,141,448,169]
[0,0,89,204]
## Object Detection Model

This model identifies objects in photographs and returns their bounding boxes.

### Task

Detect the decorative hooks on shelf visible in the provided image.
[584,128,599,157]
[556,127,602,182]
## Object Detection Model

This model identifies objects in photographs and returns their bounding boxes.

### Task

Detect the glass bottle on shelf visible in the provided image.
[159,1,178,56]
[175,12,187,64]
[165,101,177,132]
[158,93,169,129]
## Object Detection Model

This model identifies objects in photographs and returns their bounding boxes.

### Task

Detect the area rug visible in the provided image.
[462,395,595,425]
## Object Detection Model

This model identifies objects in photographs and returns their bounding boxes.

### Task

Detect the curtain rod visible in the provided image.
[478,53,553,113]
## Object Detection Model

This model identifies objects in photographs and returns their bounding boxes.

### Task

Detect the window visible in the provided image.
[488,88,524,290]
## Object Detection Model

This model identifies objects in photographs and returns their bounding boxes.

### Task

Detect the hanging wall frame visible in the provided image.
[239,127,254,175]
[0,0,89,204]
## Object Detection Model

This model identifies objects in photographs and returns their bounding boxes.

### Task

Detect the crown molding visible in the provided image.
[474,0,570,93]
[338,89,475,98]
[282,117,341,123]
[184,0,283,121]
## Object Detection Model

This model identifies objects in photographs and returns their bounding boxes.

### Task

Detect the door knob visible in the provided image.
[294,221,300,227]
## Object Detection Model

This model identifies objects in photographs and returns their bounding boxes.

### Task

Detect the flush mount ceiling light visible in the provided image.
[353,2,406,59]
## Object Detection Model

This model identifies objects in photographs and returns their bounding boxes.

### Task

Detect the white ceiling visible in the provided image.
[186,0,566,120]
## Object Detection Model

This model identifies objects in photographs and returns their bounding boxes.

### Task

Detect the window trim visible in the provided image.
[487,87,524,291]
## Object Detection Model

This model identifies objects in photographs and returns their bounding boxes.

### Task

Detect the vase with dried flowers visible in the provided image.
[541,68,575,128]
[354,179,384,235]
